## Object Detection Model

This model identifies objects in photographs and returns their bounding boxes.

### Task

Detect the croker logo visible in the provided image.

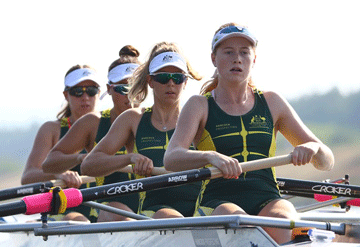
[312,185,351,196]
[83,71,91,76]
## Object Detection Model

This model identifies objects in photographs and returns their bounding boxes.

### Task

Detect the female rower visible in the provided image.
[21,65,100,221]
[42,45,141,222]
[164,23,334,244]
[81,42,202,219]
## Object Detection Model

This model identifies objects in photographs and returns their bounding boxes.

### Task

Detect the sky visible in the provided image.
[1,0,359,129]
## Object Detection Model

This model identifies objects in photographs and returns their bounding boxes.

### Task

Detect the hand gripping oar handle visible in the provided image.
[52,175,96,188]
[208,154,293,179]
[0,154,292,217]
[118,165,170,176]
[118,154,293,178]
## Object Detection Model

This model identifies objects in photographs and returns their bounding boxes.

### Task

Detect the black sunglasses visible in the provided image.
[150,73,187,85]
[66,86,99,97]
[112,84,129,95]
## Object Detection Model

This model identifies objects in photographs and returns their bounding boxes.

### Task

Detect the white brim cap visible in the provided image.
[108,63,139,84]
[64,68,100,88]
[212,25,258,51]
[149,52,188,74]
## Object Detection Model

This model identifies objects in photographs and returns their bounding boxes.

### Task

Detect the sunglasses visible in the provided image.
[66,86,99,97]
[150,73,187,85]
[111,84,129,95]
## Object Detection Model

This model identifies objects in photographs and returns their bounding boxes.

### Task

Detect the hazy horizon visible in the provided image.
[1,1,359,129]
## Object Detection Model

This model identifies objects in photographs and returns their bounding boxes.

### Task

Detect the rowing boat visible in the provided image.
[0,210,359,247]
[0,155,359,246]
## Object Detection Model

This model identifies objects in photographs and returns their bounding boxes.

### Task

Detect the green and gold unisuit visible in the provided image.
[93,109,138,213]
[136,107,201,217]
[195,89,281,216]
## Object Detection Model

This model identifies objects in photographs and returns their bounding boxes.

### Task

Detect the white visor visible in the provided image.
[149,52,188,74]
[108,63,139,84]
[64,68,100,88]
[212,26,258,51]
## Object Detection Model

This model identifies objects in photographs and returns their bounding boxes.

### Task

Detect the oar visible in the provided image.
[0,176,95,201]
[0,154,292,218]
[279,175,360,208]
[277,177,360,199]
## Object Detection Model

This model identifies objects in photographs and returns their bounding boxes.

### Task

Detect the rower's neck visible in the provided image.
[151,104,180,131]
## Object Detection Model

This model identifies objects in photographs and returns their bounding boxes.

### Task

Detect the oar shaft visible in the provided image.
[0,181,54,201]
[0,176,96,201]
[80,168,212,202]
[280,190,316,199]
[278,177,360,198]
[0,168,213,217]
[0,201,27,217]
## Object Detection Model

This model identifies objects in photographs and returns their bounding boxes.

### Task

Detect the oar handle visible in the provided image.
[55,154,293,187]
[51,168,167,189]
[51,175,96,188]
[208,154,293,179]
[241,154,292,172]
[118,165,171,176]
[118,154,293,179]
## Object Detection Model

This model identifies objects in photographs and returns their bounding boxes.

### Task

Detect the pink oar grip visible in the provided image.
[346,199,360,206]
[22,188,83,215]
[314,194,360,207]
[314,194,333,202]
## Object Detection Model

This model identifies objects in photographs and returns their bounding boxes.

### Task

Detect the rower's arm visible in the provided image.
[265,91,334,171]
[42,113,99,174]
[21,121,60,184]
[81,109,153,177]
[165,96,215,170]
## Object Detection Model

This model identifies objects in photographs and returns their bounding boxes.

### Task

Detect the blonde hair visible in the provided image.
[128,42,202,105]
[200,22,256,95]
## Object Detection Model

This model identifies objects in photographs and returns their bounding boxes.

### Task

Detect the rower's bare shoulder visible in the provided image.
[121,107,145,118]
[187,95,208,106]
[76,112,101,126]
[262,90,290,110]
[113,107,144,128]
[181,95,209,131]
[39,120,61,136]
[34,120,61,145]
[83,111,101,119]
[183,95,208,115]
[262,90,285,102]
